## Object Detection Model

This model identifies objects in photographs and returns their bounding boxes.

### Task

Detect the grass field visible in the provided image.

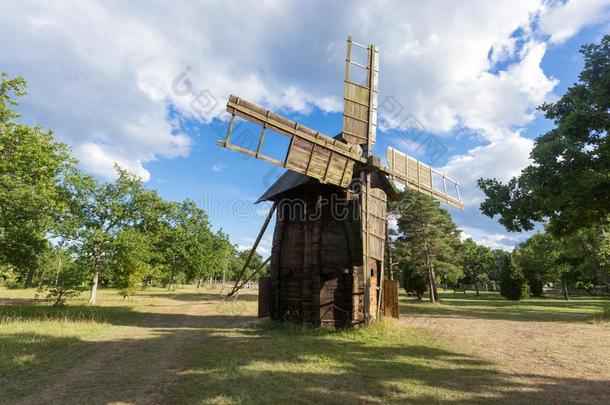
[0,287,609,404]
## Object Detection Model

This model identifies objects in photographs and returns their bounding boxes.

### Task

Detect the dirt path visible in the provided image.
[401,311,610,403]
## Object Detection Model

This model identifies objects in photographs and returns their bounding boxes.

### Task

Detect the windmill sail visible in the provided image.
[386,146,464,210]
[217,95,365,188]
[342,37,379,148]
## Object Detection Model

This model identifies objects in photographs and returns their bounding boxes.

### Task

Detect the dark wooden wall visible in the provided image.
[266,185,386,328]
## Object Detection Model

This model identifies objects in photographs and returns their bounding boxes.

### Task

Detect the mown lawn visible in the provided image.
[0,286,609,404]
[401,290,610,322]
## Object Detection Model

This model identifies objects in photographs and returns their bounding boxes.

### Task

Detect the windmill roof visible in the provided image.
[256,170,319,203]
[256,165,399,203]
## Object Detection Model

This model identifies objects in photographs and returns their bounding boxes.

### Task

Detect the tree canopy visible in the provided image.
[0,73,74,287]
[478,35,610,236]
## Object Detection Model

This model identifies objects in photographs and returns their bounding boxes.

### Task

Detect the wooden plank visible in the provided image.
[386,147,465,210]
[383,279,399,319]
[218,96,364,188]
[226,202,277,297]
[344,82,370,106]
[226,96,361,160]
[368,188,387,261]
[258,276,271,318]
[220,142,283,167]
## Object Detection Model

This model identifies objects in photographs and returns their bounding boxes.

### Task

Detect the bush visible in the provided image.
[36,248,88,306]
[0,265,21,288]
[399,262,428,300]
[499,255,529,300]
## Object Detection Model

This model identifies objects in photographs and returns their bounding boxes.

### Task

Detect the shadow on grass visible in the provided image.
[1,317,609,404]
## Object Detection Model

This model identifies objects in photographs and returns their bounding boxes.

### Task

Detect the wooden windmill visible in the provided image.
[218,37,464,327]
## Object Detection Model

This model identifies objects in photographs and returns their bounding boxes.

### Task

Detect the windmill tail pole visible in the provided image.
[230,256,271,295]
[226,201,277,298]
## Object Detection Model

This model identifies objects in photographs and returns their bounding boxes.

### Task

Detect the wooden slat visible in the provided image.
[385,147,465,210]
[368,188,387,261]
[383,279,399,319]
[342,40,378,147]
[217,95,363,189]
[226,96,363,161]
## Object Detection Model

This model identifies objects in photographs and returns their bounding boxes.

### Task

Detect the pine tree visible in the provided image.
[392,189,462,303]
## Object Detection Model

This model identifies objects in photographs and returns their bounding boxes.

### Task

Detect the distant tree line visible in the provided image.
[0,72,263,305]
[392,188,610,302]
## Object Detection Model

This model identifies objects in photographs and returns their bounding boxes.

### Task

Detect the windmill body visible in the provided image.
[217,38,464,327]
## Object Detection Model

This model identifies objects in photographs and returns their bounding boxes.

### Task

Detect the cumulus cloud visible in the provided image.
[2,0,608,184]
[460,226,530,250]
[2,1,610,249]
[442,135,535,207]
[539,0,610,44]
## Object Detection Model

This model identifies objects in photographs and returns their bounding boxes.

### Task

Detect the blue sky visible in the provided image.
[2,1,609,254]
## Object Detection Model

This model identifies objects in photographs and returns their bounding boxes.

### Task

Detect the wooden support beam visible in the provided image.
[226,202,277,298]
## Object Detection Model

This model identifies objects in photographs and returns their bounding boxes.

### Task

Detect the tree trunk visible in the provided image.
[54,290,64,307]
[420,207,436,304]
[168,261,176,291]
[423,237,437,303]
[430,264,438,303]
[88,251,101,304]
[88,266,99,304]
[562,280,570,301]
[425,245,436,304]
[561,280,570,300]
[475,282,480,296]
[24,268,36,289]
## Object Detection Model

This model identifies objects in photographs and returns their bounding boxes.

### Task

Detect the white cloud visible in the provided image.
[539,0,610,44]
[76,142,151,181]
[1,0,607,188]
[460,226,530,250]
[241,236,273,257]
[442,135,534,207]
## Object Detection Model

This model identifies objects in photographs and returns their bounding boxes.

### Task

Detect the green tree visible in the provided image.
[514,226,609,299]
[499,253,528,300]
[478,35,610,236]
[36,245,88,306]
[513,233,557,296]
[577,223,610,290]
[0,72,74,287]
[460,238,494,295]
[393,189,462,303]
[111,228,152,298]
[154,200,211,290]
[398,257,428,300]
[198,230,232,287]
[60,168,146,303]
[236,248,266,282]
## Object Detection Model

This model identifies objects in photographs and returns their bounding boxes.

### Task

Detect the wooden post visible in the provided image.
[227,202,277,298]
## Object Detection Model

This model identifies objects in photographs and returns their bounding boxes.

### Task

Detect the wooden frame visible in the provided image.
[217,96,364,189]
[386,146,465,210]
[342,37,379,146]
